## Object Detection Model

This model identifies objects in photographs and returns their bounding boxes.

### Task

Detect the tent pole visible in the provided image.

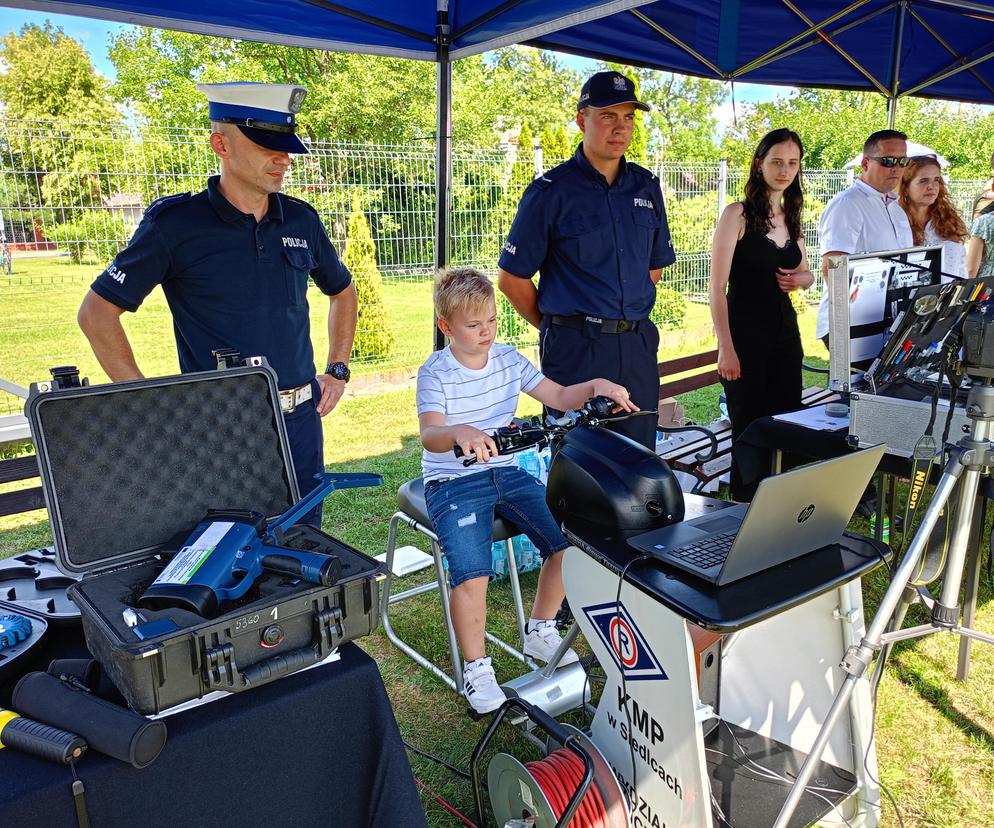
[434,3,452,352]
[886,1,907,129]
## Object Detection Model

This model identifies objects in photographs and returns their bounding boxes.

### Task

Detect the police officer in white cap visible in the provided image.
[78,82,357,526]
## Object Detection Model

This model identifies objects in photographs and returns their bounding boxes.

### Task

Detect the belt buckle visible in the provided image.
[618,320,633,333]
[281,388,297,414]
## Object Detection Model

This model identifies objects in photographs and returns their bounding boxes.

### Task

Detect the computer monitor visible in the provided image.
[827,245,943,392]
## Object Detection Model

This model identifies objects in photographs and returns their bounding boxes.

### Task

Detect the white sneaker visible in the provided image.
[524,624,579,666]
[462,657,506,714]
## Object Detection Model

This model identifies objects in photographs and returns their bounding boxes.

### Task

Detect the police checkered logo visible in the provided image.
[583,601,668,681]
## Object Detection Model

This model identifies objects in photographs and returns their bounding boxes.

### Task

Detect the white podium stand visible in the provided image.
[563,498,884,828]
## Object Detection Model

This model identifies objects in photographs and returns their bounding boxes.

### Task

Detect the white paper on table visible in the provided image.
[772,404,848,431]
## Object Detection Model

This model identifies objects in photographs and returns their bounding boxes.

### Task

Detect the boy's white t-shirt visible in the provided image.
[417,342,543,483]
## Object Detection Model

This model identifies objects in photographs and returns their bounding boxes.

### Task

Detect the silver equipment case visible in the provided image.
[848,391,972,458]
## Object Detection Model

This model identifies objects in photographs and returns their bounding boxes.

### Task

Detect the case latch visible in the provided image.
[211,348,241,369]
[202,642,238,688]
[315,606,344,656]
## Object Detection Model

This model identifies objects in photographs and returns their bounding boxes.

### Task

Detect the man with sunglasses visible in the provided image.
[815,129,914,346]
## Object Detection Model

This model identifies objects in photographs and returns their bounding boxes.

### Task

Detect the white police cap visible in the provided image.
[197,82,309,154]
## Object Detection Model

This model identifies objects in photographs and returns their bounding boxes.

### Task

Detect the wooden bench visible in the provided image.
[0,454,43,518]
[655,349,836,493]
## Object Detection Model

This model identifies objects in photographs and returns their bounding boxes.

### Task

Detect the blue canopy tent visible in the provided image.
[7,0,994,345]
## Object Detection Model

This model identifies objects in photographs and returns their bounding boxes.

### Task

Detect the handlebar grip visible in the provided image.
[261,553,340,587]
[1,715,87,765]
[241,646,320,686]
[453,444,480,467]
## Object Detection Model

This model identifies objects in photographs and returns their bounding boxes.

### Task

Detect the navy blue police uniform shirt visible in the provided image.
[90,176,351,390]
[498,146,675,320]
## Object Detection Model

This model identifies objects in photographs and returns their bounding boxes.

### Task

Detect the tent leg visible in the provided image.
[433,9,452,353]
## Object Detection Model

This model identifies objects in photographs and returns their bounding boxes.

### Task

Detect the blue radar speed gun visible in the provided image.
[139,472,382,618]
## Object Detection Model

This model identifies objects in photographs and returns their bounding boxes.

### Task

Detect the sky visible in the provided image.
[0,6,788,116]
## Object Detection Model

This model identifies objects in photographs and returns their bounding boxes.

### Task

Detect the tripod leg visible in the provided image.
[957,498,986,681]
[870,584,917,692]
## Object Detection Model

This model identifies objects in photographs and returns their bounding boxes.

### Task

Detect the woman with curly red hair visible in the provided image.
[898,155,968,279]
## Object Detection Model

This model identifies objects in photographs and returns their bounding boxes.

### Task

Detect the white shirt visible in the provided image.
[923,220,967,281]
[816,178,914,338]
[417,342,543,483]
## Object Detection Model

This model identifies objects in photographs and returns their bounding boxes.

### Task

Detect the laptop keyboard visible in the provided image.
[668,532,735,570]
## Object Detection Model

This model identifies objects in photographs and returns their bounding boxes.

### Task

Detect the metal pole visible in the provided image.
[717,158,728,225]
[886,1,907,129]
[433,2,452,352]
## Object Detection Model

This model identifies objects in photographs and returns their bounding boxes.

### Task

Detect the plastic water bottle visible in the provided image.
[537,446,552,484]
[491,540,506,578]
[517,447,543,480]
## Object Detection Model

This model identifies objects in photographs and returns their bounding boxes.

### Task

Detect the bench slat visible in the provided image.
[659,370,721,400]
[658,349,720,377]
[0,486,45,517]
[0,455,40,485]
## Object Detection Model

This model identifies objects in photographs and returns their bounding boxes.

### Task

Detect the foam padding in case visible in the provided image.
[31,371,295,573]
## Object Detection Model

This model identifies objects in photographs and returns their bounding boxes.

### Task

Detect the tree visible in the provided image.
[0,23,125,229]
[343,194,395,361]
[110,31,581,149]
[0,22,119,123]
[720,88,994,177]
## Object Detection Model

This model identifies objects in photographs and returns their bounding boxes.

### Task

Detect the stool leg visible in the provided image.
[433,539,465,695]
[504,538,528,651]
[379,512,457,693]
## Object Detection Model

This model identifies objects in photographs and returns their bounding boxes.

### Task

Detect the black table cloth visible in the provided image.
[0,642,426,828]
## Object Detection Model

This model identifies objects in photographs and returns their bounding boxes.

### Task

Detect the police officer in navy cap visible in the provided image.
[78,82,358,526]
[498,71,675,449]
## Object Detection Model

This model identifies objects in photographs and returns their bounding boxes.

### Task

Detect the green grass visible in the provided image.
[2,262,990,826]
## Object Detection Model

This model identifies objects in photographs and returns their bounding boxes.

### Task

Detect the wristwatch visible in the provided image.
[326,361,351,383]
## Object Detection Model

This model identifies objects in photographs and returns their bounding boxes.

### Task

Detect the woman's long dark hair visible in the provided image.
[742,128,805,241]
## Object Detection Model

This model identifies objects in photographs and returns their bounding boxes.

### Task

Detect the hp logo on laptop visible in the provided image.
[797,504,815,523]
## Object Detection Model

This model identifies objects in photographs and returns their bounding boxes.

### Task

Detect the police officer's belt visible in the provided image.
[549,314,643,334]
[279,382,313,413]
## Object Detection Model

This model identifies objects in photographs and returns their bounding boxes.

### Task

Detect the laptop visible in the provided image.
[627,445,886,586]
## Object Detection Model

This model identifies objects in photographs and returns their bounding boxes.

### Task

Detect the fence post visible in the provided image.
[717,158,728,225]
[533,144,543,179]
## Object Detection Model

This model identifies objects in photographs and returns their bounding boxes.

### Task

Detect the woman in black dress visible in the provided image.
[708,128,815,500]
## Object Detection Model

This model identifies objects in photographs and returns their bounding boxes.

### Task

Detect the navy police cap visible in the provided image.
[577,71,649,112]
[197,82,309,154]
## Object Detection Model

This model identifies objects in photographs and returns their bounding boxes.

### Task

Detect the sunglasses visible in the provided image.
[868,155,911,168]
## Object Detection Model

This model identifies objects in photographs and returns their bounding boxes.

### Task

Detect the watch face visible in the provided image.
[329,362,350,381]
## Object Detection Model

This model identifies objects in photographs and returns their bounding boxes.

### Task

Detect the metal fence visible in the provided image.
[0,119,987,415]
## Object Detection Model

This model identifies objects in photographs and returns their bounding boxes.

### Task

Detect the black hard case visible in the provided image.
[26,364,383,714]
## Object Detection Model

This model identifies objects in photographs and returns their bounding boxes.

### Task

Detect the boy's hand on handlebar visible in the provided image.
[590,379,638,413]
[452,424,499,464]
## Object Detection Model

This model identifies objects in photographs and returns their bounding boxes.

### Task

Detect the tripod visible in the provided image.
[773,380,994,828]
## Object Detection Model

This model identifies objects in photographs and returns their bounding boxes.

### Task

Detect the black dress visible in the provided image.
[720,230,804,500]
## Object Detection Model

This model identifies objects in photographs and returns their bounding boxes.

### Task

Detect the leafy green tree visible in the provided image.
[343,194,395,361]
[0,22,120,123]
[517,123,534,159]
[0,23,125,225]
[539,126,559,161]
[553,126,572,160]
[720,88,994,177]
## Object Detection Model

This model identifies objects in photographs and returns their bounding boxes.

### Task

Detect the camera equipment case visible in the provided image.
[25,362,384,714]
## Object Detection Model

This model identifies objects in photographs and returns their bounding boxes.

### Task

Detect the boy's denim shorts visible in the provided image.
[423,465,569,588]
